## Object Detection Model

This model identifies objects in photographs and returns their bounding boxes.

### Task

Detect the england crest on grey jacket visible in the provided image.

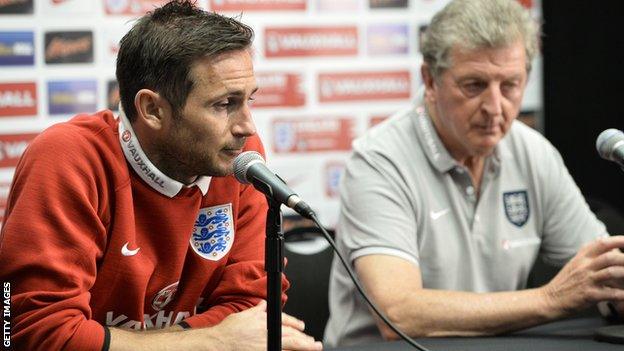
[503,190,530,227]
[190,204,235,261]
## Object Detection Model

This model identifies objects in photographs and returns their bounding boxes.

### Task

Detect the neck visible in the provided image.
[464,157,486,193]
[425,100,488,192]
[132,123,197,185]
[153,153,198,185]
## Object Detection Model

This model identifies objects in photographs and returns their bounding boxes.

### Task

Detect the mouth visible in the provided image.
[222,148,244,157]
[473,124,500,134]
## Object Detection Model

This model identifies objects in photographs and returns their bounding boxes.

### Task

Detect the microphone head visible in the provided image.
[596,129,624,161]
[233,151,265,184]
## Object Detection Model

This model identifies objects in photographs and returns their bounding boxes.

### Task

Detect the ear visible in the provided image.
[134,89,172,130]
[421,63,437,104]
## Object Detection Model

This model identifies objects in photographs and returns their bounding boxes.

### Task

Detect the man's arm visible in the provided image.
[0,124,113,351]
[108,301,322,351]
[356,235,624,339]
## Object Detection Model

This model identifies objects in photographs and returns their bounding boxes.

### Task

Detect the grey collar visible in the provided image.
[413,105,501,175]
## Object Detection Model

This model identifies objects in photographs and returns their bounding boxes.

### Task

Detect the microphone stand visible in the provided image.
[265,197,283,351]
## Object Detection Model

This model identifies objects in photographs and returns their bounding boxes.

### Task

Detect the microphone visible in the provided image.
[233,151,315,219]
[596,129,624,169]
[234,155,431,351]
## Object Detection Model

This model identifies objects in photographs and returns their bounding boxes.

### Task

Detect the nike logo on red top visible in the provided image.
[121,242,140,256]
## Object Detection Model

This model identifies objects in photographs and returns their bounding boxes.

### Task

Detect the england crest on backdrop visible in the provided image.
[503,190,530,227]
[190,204,234,261]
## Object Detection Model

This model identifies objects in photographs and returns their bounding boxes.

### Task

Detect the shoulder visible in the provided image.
[29,111,118,156]
[10,111,124,216]
[499,121,570,191]
[20,110,124,179]
[501,120,560,162]
[342,106,425,195]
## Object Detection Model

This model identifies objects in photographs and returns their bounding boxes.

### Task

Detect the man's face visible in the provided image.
[158,49,258,177]
[424,41,528,159]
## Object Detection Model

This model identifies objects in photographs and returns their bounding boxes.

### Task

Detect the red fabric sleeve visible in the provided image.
[182,137,290,328]
[0,124,109,351]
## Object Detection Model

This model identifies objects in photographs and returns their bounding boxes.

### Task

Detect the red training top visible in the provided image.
[0,110,285,351]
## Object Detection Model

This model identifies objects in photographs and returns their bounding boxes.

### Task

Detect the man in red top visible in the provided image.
[0,1,322,350]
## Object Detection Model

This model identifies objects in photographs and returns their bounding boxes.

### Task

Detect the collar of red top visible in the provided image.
[117,107,211,198]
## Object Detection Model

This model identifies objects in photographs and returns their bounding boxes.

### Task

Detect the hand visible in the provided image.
[208,300,323,351]
[543,236,624,317]
[108,301,322,351]
[602,271,624,322]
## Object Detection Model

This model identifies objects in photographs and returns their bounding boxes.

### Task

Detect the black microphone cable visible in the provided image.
[307,212,431,351]
[233,151,431,350]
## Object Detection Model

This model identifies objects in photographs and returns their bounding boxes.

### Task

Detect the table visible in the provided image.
[327,317,623,351]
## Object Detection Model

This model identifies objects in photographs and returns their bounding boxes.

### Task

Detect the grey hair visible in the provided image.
[420,0,539,79]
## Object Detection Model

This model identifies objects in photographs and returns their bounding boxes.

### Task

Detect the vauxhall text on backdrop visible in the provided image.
[0,0,542,228]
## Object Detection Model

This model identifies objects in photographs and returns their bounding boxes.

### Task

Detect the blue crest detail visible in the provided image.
[274,122,295,152]
[190,204,234,261]
[503,190,530,227]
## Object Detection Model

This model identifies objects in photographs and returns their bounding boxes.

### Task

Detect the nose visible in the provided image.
[231,104,256,137]
[481,83,503,117]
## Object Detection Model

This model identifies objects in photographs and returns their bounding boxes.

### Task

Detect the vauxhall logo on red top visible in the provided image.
[0,82,37,117]
[105,309,191,330]
[121,130,131,143]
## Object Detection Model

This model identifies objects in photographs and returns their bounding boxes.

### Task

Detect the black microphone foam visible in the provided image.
[233,151,315,219]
